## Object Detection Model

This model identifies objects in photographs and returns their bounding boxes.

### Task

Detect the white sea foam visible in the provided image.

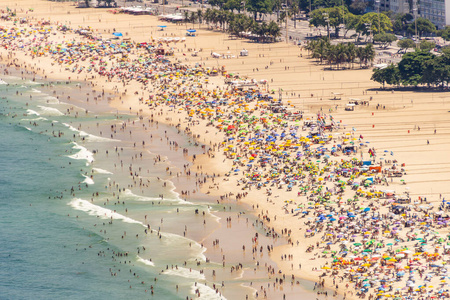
[28,81,42,86]
[21,117,48,122]
[37,105,64,116]
[31,88,42,92]
[69,198,206,260]
[63,123,118,142]
[24,127,31,131]
[160,231,206,262]
[0,79,7,85]
[121,189,193,205]
[163,267,205,281]
[137,256,155,267]
[26,109,40,116]
[68,198,143,225]
[81,174,95,185]
[92,168,113,175]
[190,283,227,300]
[42,96,60,104]
[68,142,94,164]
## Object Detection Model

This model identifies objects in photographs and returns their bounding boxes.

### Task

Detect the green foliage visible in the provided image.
[357,12,393,35]
[203,8,280,42]
[223,0,244,12]
[371,50,450,88]
[312,0,343,9]
[392,13,413,33]
[398,50,435,86]
[305,39,375,68]
[371,64,400,87]
[247,0,274,19]
[373,33,397,49]
[407,17,436,37]
[309,7,348,38]
[437,26,450,41]
[397,39,415,51]
[209,0,227,8]
[419,40,435,52]
[349,0,367,15]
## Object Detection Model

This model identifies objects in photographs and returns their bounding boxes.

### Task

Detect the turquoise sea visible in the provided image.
[0,72,340,300]
[0,73,227,300]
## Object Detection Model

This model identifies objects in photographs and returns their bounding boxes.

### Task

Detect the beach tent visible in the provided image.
[345,103,355,111]
[240,49,249,56]
[186,29,196,36]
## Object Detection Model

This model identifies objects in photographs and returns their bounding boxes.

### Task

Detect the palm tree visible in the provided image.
[267,20,281,42]
[356,46,365,68]
[346,43,357,69]
[189,11,197,28]
[204,8,212,29]
[196,10,203,28]
[364,43,375,67]
[335,43,348,69]
[183,11,190,27]
[290,3,299,29]
[326,45,337,69]
[313,39,330,64]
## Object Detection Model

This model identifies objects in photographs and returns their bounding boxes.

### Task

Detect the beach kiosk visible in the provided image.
[186,29,196,37]
[331,92,342,100]
[239,49,249,56]
[345,103,355,111]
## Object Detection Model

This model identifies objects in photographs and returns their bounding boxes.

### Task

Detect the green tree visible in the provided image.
[398,50,435,86]
[357,12,393,36]
[312,0,346,9]
[371,64,400,88]
[309,7,347,38]
[373,33,397,49]
[419,40,435,52]
[349,0,367,15]
[223,0,244,12]
[397,39,415,52]
[407,17,436,37]
[247,0,274,20]
[392,13,413,34]
[437,26,450,41]
[209,0,227,8]
[267,20,281,41]
[343,13,360,38]
[371,67,386,87]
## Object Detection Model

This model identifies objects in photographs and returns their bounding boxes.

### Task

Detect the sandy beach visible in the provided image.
[2,1,450,299]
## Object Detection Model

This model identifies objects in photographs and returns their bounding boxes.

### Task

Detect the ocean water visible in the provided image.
[0,72,341,300]
[0,74,229,300]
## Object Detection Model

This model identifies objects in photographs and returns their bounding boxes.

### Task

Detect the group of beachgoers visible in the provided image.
[2,10,450,300]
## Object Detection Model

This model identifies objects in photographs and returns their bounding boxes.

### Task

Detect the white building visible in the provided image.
[419,0,447,29]
[385,0,450,29]
[390,0,409,15]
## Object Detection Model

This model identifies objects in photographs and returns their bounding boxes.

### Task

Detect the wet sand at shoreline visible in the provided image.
[2,1,450,299]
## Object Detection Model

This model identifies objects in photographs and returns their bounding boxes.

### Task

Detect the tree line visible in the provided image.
[304,39,375,69]
[184,8,282,42]
[371,49,450,88]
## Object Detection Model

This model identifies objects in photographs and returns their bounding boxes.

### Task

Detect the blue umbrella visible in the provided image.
[112,32,123,37]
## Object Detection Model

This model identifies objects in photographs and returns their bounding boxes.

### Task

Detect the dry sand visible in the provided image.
[2,1,450,299]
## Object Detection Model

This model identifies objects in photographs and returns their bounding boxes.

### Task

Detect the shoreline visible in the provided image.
[1,51,331,300]
[1,1,450,299]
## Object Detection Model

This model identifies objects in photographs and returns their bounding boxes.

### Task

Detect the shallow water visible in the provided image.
[0,71,342,300]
